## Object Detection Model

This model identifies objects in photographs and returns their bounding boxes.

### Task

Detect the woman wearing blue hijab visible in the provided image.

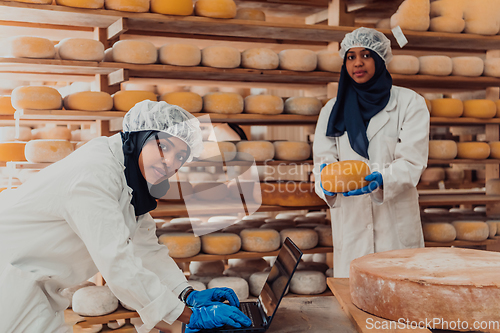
[313,27,430,278]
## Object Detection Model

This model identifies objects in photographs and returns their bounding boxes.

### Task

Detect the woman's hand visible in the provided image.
[344,172,383,196]
[186,288,240,308]
[320,163,336,197]
[184,304,252,333]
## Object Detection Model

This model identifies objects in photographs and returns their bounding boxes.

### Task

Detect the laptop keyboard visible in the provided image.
[239,302,256,328]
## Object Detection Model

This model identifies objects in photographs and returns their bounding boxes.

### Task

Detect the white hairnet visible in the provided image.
[123,100,203,162]
[339,27,393,64]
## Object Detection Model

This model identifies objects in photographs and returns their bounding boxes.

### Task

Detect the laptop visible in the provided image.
[182,237,303,333]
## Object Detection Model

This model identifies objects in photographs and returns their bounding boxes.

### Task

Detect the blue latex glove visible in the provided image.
[186,287,240,308]
[184,303,252,333]
[344,171,383,197]
[320,163,336,197]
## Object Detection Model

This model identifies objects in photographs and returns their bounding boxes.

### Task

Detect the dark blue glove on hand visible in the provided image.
[184,304,252,333]
[320,163,336,197]
[344,171,383,197]
[186,287,240,308]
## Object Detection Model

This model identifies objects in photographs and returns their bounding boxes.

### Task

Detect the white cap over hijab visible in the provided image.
[339,27,393,64]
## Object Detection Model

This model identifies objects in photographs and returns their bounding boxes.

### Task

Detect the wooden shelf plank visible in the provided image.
[190,113,319,124]
[418,194,500,206]
[431,117,500,125]
[186,159,313,167]
[0,57,114,76]
[5,161,51,169]
[391,73,500,90]
[428,159,500,165]
[425,236,500,248]
[17,109,127,120]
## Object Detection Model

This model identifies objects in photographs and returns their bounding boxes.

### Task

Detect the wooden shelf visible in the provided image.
[425,236,500,248]
[391,73,500,90]
[418,194,500,206]
[431,117,500,126]
[0,57,115,77]
[16,109,127,120]
[190,113,319,125]
[187,159,313,167]
[428,159,500,165]
[5,161,51,170]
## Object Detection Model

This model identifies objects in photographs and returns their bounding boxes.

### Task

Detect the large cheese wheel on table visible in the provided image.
[284,97,322,116]
[452,221,489,241]
[456,142,490,159]
[418,56,452,76]
[462,99,496,118]
[279,49,317,72]
[0,126,31,141]
[320,160,370,193]
[112,40,157,64]
[484,58,500,77]
[72,286,119,317]
[422,223,456,242]
[208,277,248,300]
[273,141,311,161]
[25,140,74,163]
[316,51,342,73]
[12,86,62,110]
[151,0,193,15]
[105,0,149,12]
[64,91,113,111]
[280,228,318,250]
[203,92,243,114]
[258,182,324,207]
[428,140,457,159]
[158,233,201,258]
[0,96,15,115]
[195,0,237,18]
[244,95,283,115]
[235,8,265,21]
[241,48,278,70]
[158,44,201,66]
[350,247,500,329]
[57,38,105,61]
[56,0,103,8]
[451,57,484,77]
[201,46,240,68]
[6,36,55,59]
[201,233,241,254]
[236,141,274,161]
[0,142,27,162]
[240,228,280,252]
[160,92,202,113]
[430,98,463,118]
[289,271,326,295]
[113,91,157,111]
[387,55,419,75]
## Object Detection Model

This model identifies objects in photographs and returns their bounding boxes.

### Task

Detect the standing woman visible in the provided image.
[0,100,251,333]
[313,27,430,278]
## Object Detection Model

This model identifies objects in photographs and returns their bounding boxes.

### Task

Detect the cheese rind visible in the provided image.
[314,225,333,247]
[104,0,149,12]
[235,8,265,21]
[64,91,113,111]
[208,277,249,300]
[150,0,193,15]
[280,228,318,250]
[24,140,74,163]
[452,221,489,241]
[236,141,274,162]
[56,0,103,8]
[113,90,157,111]
[244,95,283,115]
[197,141,237,162]
[12,86,62,110]
[456,142,490,159]
[0,96,15,115]
[57,38,105,61]
[158,44,201,66]
[320,160,370,193]
[158,233,201,258]
[489,142,500,159]
[0,142,27,162]
[7,36,55,59]
[451,57,484,77]
[259,182,325,207]
[241,48,278,70]
[420,167,445,183]
[430,98,463,118]
[387,55,419,75]
[428,140,457,159]
[422,223,456,242]
[72,286,119,317]
[203,92,243,114]
[194,0,237,18]
[273,141,311,161]
[201,233,241,254]
[201,46,241,69]
[112,40,157,64]
[0,126,31,141]
[462,99,496,118]
[484,58,500,77]
[160,92,202,113]
[289,271,326,295]
[419,56,453,76]
[279,49,317,72]
[316,51,343,73]
[240,228,281,252]
[284,97,322,116]
[390,0,430,31]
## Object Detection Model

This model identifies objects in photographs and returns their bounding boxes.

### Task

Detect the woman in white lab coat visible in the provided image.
[0,100,251,333]
[313,27,430,278]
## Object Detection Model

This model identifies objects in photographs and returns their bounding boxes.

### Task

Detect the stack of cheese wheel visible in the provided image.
[419,56,453,76]
[64,91,113,111]
[484,58,500,77]
[273,141,311,161]
[456,142,490,159]
[320,160,370,193]
[0,96,15,115]
[195,0,237,18]
[150,0,193,15]
[279,49,317,72]
[258,181,325,207]
[428,140,458,159]
[420,167,445,183]
[280,228,318,250]
[5,36,55,59]
[462,99,496,118]
[316,51,343,72]
[105,0,149,12]
[203,92,243,114]
[113,90,157,111]
[158,233,201,258]
[240,228,280,252]
[429,98,463,117]
[236,141,275,162]
[201,233,241,254]
[159,44,201,66]
[422,222,456,242]
[284,97,322,116]
[56,38,105,61]
[387,55,419,75]
[25,140,74,163]
[197,141,237,162]
[235,8,265,21]
[160,92,202,113]
[11,86,62,110]
[452,221,489,241]
[112,40,157,64]
[451,57,484,77]
[241,48,279,70]
[244,95,283,115]
[201,46,240,68]
[56,0,103,8]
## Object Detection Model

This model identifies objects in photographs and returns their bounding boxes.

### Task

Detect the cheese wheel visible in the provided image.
[0,126,31,141]
[151,0,193,15]
[6,36,55,59]
[0,96,15,115]
[208,123,241,142]
[198,141,237,161]
[201,233,241,254]
[484,58,500,77]
[249,272,268,296]
[56,0,103,8]
[273,141,311,161]
[289,271,326,295]
[284,97,322,116]
[428,140,457,159]
[104,48,113,62]
[160,92,202,113]
[201,46,240,68]
[189,281,207,291]
[452,221,489,241]
[420,167,445,183]
[40,126,71,141]
[61,281,96,308]
[487,221,497,238]
[418,56,453,76]
[486,178,500,195]
[429,98,463,118]
[224,266,262,282]
[240,228,280,252]
[236,141,274,162]
[64,91,113,111]
[0,142,27,162]
[259,182,325,207]
[423,208,449,214]
[306,212,327,219]
[228,258,268,271]
[208,277,248,300]
[449,207,473,214]
[112,40,157,64]
[316,51,343,73]
[387,55,419,75]
[235,8,265,21]
[451,57,484,77]
[456,142,490,159]
[104,0,149,12]
[203,92,243,114]
[57,38,105,61]
[462,99,496,118]
[279,49,317,72]
[389,0,430,31]
[189,275,217,285]
[158,44,201,66]
[490,142,500,159]
[240,48,278,70]
[195,0,237,18]
[429,16,465,33]
[190,260,225,276]
[192,182,229,201]
[158,233,201,258]
[422,223,456,242]
[25,139,74,163]
[280,228,318,250]
[320,160,370,193]
[314,225,333,247]
[72,286,119,317]
[11,86,62,110]
[244,95,283,115]
[113,91,157,111]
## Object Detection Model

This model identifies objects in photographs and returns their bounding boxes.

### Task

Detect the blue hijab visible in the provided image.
[326,50,392,159]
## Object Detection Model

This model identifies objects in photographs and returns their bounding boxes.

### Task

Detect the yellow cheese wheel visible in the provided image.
[484,58,500,77]
[197,141,237,161]
[240,229,280,252]
[105,0,149,12]
[496,100,500,118]
[112,40,157,64]
[258,182,324,207]
[113,91,157,111]
[194,0,237,18]
[158,44,200,67]
[40,126,72,141]
[422,223,456,242]
[201,233,241,254]
[489,142,500,159]
[320,160,370,193]
[387,55,419,75]
[244,95,283,115]
[56,0,103,9]
[25,139,74,163]
[11,86,62,110]
[0,96,15,115]
[314,225,333,246]
[201,46,241,69]
[456,142,490,159]
[430,98,463,118]
[389,0,430,31]
[451,57,484,77]
[64,91,113,111]
[486,178,500,195]
[0,142,27,162]
[160,91,202,113]
[56,38,105,61]
[280,228,318,250]
[158,233,201,258]
[241,48,279,70]
[236,141,274,162]
[452,221,489,241]
[235,8,265,21]
[279,49,317,72]
[418,56,452,76]
[487,221,497,239]
[0,126,31,141]
[284,97,322,116]
[273,141,311,161]
[428,140,457,159]
[462,99,496,118]
[316,50,342,73]
[6,36,55,59]
[151,0,193,15]
[420,167,445,183]
[203,92,243,114]
[429,16,465,33]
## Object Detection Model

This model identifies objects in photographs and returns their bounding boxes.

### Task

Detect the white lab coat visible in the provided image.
[313,86,429,278]
[0,133,189,333]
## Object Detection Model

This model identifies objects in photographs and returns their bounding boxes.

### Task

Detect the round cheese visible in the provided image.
[387,55,419,75]
[490,220,500,235]
[273,141,311,161]
[259,182,325,207]
[112,40,157,64]
[487,221,497,238]
[306,212,327,219]
[189,281,207,291]
[236,141,274,162]
[279,49,317,72]
[445,168,464,181]
[64,91,113,111]
[484,58,500,77]
[189,275,218,285]
[192,182,229,201]
[195,0,237,18]
[0,96,15,115]
[104,0,149,12]
[198,141,237,161]
[316,50,343,73]
[57,38,105,61]
[201,46,240,68]
[430,98,463,118]
[429,16,465,33]
[0,142,27,162]
[284,97,322,116]
[208,216,238,224]
[12,86,62,110]
[0,126,31,141]
[420,167,445,183]
[160,91,202,113]
[422,223,456,242]
[208,277,248,300]
[297,261,328,273]
[428,140,457,159]
[449,207,473,214]
[249,272,268,296]
[203,92,243,114]
[61,281,96,308]
[190,260,225,276]
[228,258,269,271]
[451,57,484,77]
[113,90,157,111]
[389,0,430,31]
[40,126,72,140]
[289,271,326,295]
[463,99,496,118]
[452,221,489,241]
[158,233,201,258]
[104,48,114,62]
[423,208,449,214]
[486,178,500,195]
[158,44,201,66]
[320,160,370,193]
[240,228,280,252]
[314,225,333,247]
[244,95,283,115]
[224,266,262,282]
[241,48,278,70]
[418,56,453,76]
[280,228,318,250]
[201,233,241,254]
[456,142,490,159]
[55,0,103,8]
[25,139,74,163]
[72,286,119,317]
[6,36,55,59]
[235,8,265,21]
[151,0,193,15]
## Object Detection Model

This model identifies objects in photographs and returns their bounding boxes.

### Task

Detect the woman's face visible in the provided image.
[345,47,376,84]
[138,135,189,184]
